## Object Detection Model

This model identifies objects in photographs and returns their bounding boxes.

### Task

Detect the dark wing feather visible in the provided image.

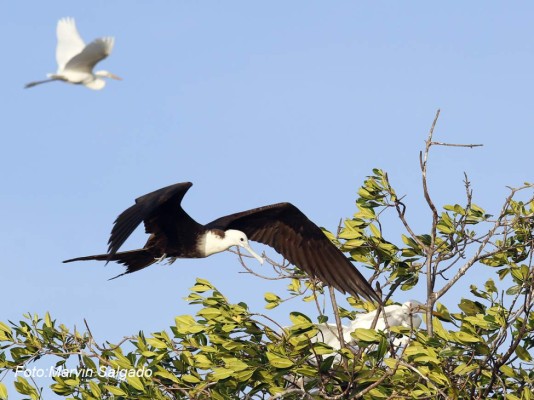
[107,182,195,257]
[207,203,380,302]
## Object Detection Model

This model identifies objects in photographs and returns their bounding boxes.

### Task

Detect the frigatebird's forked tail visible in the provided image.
[63,249,157,280]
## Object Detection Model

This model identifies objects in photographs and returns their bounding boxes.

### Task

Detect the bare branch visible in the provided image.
[429,141,483,148]
[435,184,534,300]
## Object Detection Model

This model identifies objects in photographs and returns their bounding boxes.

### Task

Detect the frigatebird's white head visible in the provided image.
[227,229,264,264]
[203,229,264,264]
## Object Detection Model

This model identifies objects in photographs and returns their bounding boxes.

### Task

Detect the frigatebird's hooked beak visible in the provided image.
[239,242,264,265]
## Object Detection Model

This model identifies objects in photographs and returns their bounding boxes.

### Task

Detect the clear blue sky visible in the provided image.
[1,2,533,396]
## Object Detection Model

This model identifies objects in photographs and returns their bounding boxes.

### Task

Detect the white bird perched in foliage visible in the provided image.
[25,17,121,90]
[351,300,424,332]
[313,301,424,353]
[285,302,425,390]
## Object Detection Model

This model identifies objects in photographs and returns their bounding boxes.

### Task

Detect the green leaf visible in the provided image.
[234,368,255,382]
[351,328,381,342]
[14,376,38,397]
[190,284,212,292]
[194,354,213,369]
[414,355,440,365]
[289,312,312,325]
[147,338,167,349]
[104,385,128,396]
[453,331,481,343]
[266,353,294,368]
[264,293,280,302]
[511,267,526,282]
[369,223,381,238]
[515,345,533,361]
[432,316,451,340]
[82,355,97,372]
[195,278,214,288]
[499,365,517,378]
[343,239,366,249]
[223,357,249,372]
[197,307,222,319]
[44,312,53,328]
[435,302,453,321]
[64,378,79,387]
[506,394,521,400]
[484,279,498,294]
[89,381,101,398]
[506,285,521,295]
[127,375,145,391]
[175,315,205,334]
[155,370,180,383]
[464,315,493,329]
[175,314,195,326]
[312,342,335,355]
[0,382,7,400]
[437,212,454,234]
[428,370,450,385]
[453,204,466,215]
[0,321,11,334]
[288,279,301,293]
[355,206,375,220]
[182,374,201,383]
[453,363,478,376]
[211,367,233,380]
[458,299,485,315]
[265,302,279,310]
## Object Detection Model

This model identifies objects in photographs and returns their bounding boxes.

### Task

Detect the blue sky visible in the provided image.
[1,2,533,396]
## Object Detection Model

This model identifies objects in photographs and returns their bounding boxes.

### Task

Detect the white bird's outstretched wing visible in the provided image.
[56,17,86,71]
[63,37,115,74]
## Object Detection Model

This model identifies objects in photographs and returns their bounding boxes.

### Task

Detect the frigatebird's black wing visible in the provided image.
[107,182,199,258]
[206,203,380,302]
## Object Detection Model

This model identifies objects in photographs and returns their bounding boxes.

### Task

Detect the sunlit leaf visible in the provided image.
[515,345,532,362]
[499,365,517,378]
[127,375,144,391]
[458,299,485,315]
[182,374,201,383]
[351,328,381,342]
[147,338,167,349]
[103,385,128,396]
[0,383,7,400]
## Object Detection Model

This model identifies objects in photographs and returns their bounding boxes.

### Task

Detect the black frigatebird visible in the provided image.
[63,182,380,302]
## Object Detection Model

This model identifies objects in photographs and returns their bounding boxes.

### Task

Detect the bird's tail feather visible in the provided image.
[63,249,158,280]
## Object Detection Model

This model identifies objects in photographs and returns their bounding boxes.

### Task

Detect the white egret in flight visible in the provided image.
[25,17,121,90]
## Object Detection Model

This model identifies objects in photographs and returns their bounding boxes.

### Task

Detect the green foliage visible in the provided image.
[1,270,532,398]
[1,159,533,398]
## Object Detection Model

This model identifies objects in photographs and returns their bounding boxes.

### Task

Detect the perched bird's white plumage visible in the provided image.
[312,301,424,356]
[285,302,425,388]
[25,17,121,90]
[350,300,424,332]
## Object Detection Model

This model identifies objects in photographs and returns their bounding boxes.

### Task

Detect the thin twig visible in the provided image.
[429,141,483,148]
